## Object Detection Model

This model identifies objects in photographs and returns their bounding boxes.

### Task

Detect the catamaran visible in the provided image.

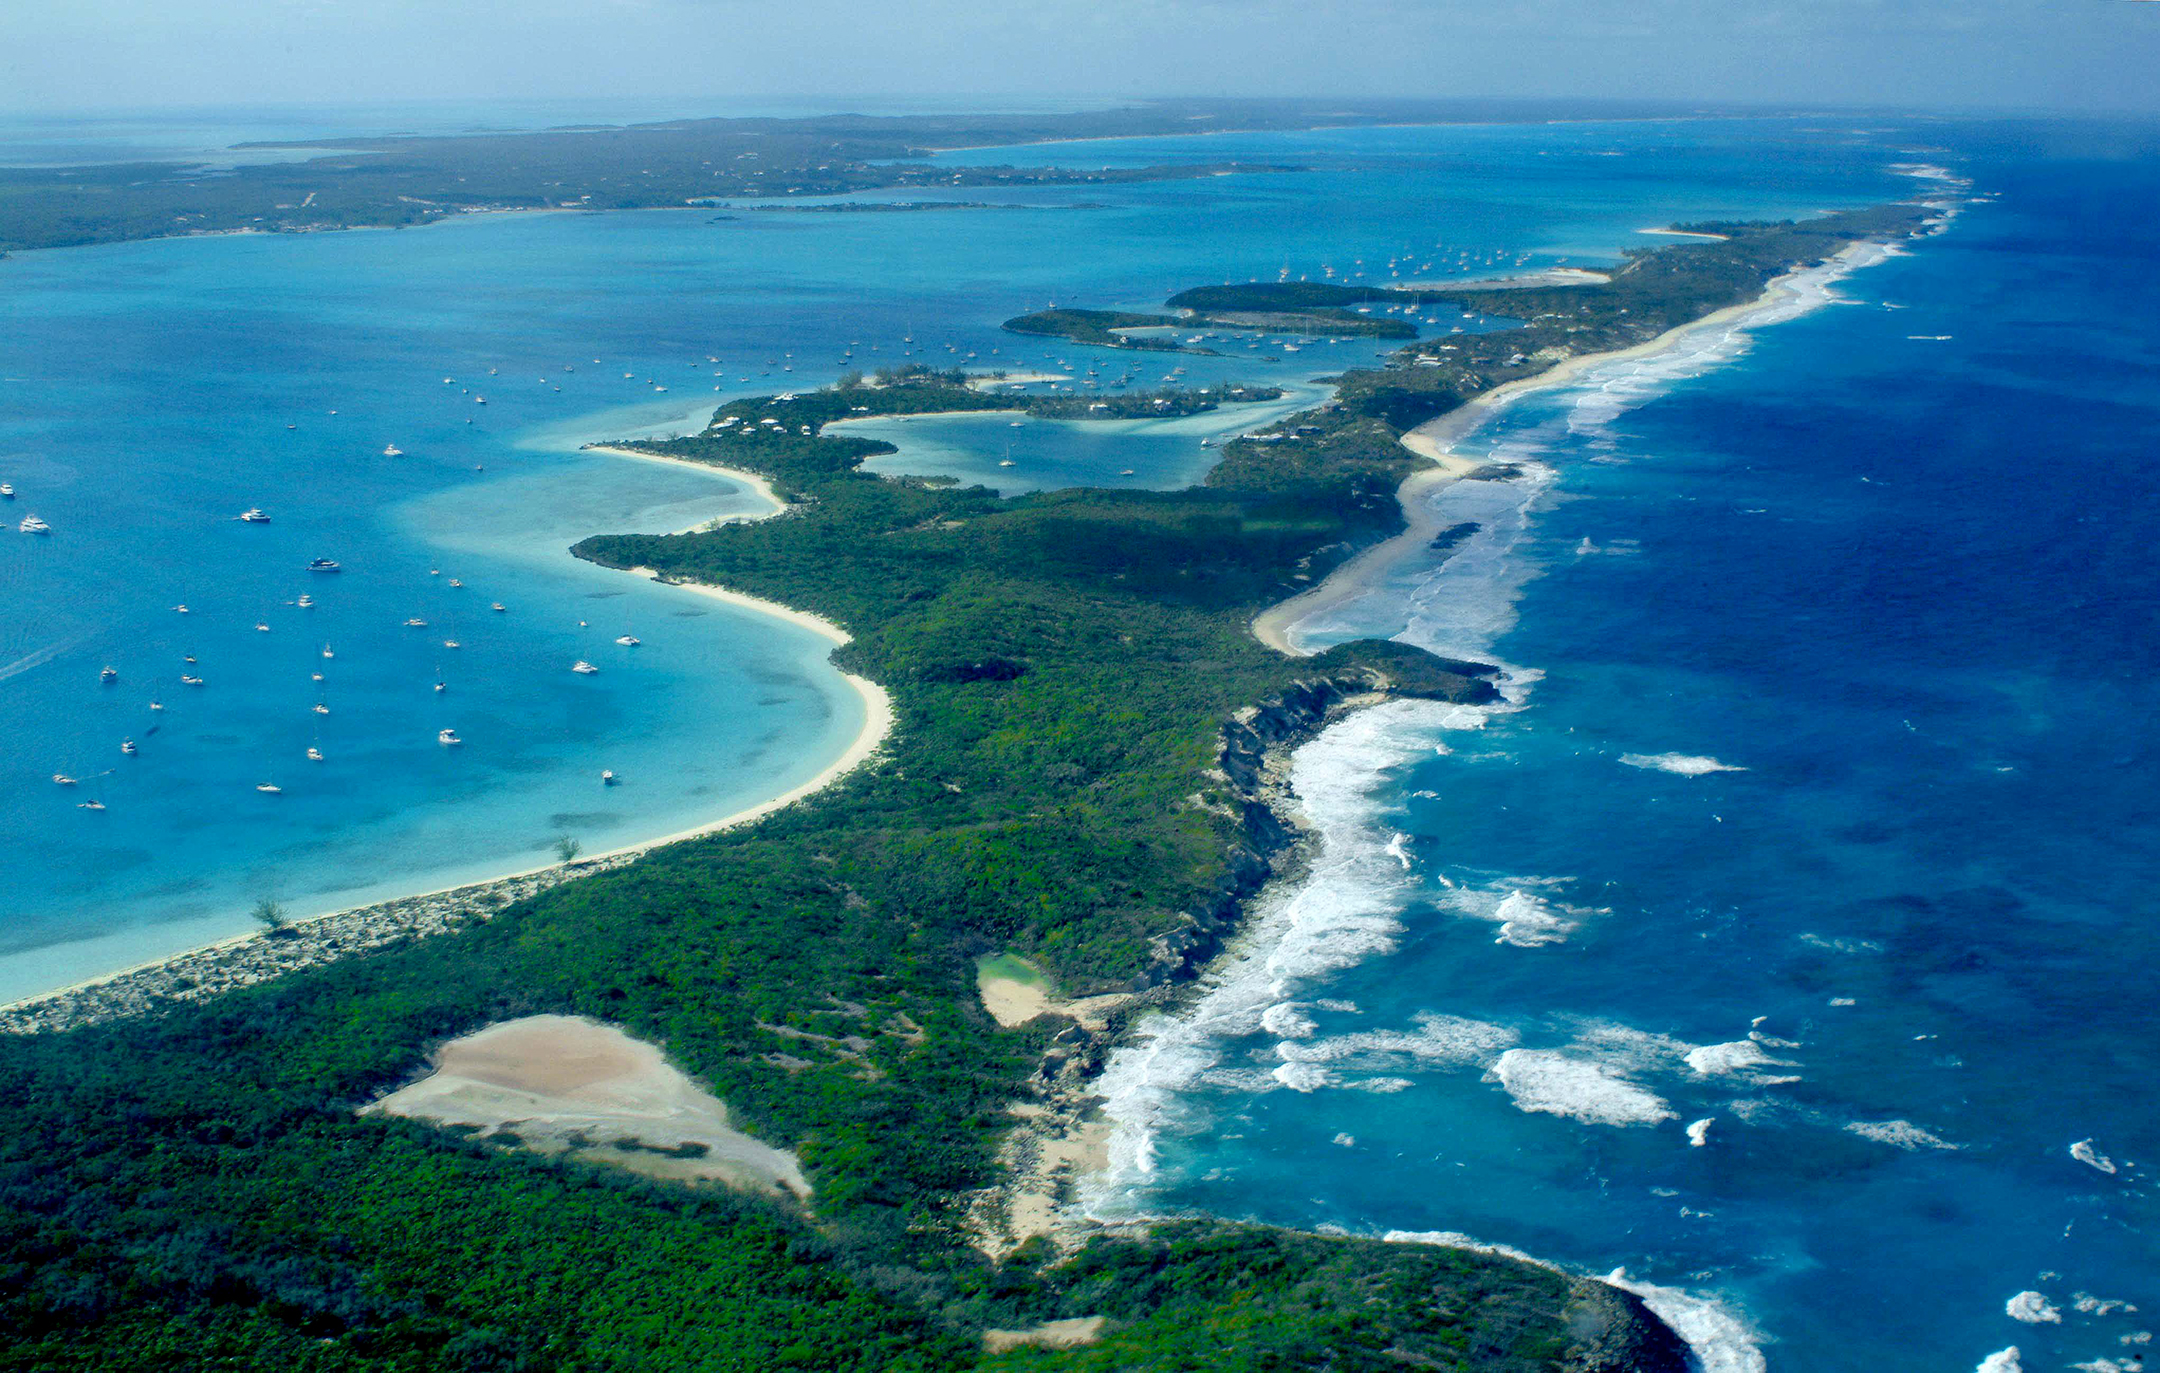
[571,660,599,675]
[614,635,640,647]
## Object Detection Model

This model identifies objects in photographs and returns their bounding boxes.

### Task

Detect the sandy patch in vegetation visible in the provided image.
[365,1014,810,1199]
[976,954,1131,1030]
[982,1316,1107,1352]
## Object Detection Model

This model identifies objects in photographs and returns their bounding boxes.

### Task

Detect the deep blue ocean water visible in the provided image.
[7,107,2150,1368]
[1091,125,2160,1370]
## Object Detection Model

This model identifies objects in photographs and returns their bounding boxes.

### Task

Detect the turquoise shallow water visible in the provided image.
[9,109,2136,1370]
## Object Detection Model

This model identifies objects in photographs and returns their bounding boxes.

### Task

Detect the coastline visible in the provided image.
[1,444,892,1033]
[1252,239,1887,657]
[1019,233,1905,1359]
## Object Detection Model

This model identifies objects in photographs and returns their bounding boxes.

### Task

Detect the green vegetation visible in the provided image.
[0,206,1930,1370]
[1001,308,1191,351]
[1004,303,1414,354]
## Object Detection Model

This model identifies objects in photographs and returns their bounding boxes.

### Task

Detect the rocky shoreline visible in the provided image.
[0,856,634,1036]
[970,672,1698,1370]
[968,667,1443,1250]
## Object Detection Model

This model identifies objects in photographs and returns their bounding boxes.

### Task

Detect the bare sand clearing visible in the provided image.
[976,955,1131,1031]
[365,1014,811,1198]
[1252,242,1884,657]
[982,1317,1107,1353]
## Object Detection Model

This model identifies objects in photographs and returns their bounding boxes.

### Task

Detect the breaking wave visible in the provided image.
[1082,234,1904,1373]
[1619,752,1748,776]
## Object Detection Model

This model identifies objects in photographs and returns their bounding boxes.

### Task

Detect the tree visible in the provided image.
[554,836,582,864]
[251,897,288,933]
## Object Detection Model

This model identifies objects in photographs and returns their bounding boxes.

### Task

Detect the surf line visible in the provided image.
[1251,239,1894,658]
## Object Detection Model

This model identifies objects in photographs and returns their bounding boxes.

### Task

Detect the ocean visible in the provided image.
[4,107,2150,1369]
[1087,122,2160,1370]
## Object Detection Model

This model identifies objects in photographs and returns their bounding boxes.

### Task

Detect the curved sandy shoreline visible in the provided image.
[1252,240,1887,656]
[1,446,891,1028]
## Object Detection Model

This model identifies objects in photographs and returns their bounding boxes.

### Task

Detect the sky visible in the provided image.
[3,0,2157,117]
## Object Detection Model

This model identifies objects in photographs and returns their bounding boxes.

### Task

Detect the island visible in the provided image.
[0,193,1943,1370]
[0,97,1776,255]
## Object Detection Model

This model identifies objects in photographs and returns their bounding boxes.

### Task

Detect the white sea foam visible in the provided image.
[1977,1348,2023,1373]
[1491,1049,1675,1127]
[1432,873,1604,947]
[1602,1271,1768,1373]
[1550,245,1887,456]
[1350,1077,1414,1093]
[1686,1040,1797,1080]
[1087,701,1459,1210]
[2007,1290,2063,1324]
[1619,752,1748,776]
[2074,1293,2138,1317]
[1846,1119,1961,1151]
[2072,1138,2120,1175]
[1260,1002,1317,1039]
[1687,1117,1714,1147]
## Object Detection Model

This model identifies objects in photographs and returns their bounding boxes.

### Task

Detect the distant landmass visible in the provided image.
[0,98,1765,253]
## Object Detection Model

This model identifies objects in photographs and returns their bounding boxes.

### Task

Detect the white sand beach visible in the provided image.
[1253,241,1885,656]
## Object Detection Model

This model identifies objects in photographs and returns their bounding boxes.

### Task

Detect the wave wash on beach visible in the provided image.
[1085,235,1915,1373]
